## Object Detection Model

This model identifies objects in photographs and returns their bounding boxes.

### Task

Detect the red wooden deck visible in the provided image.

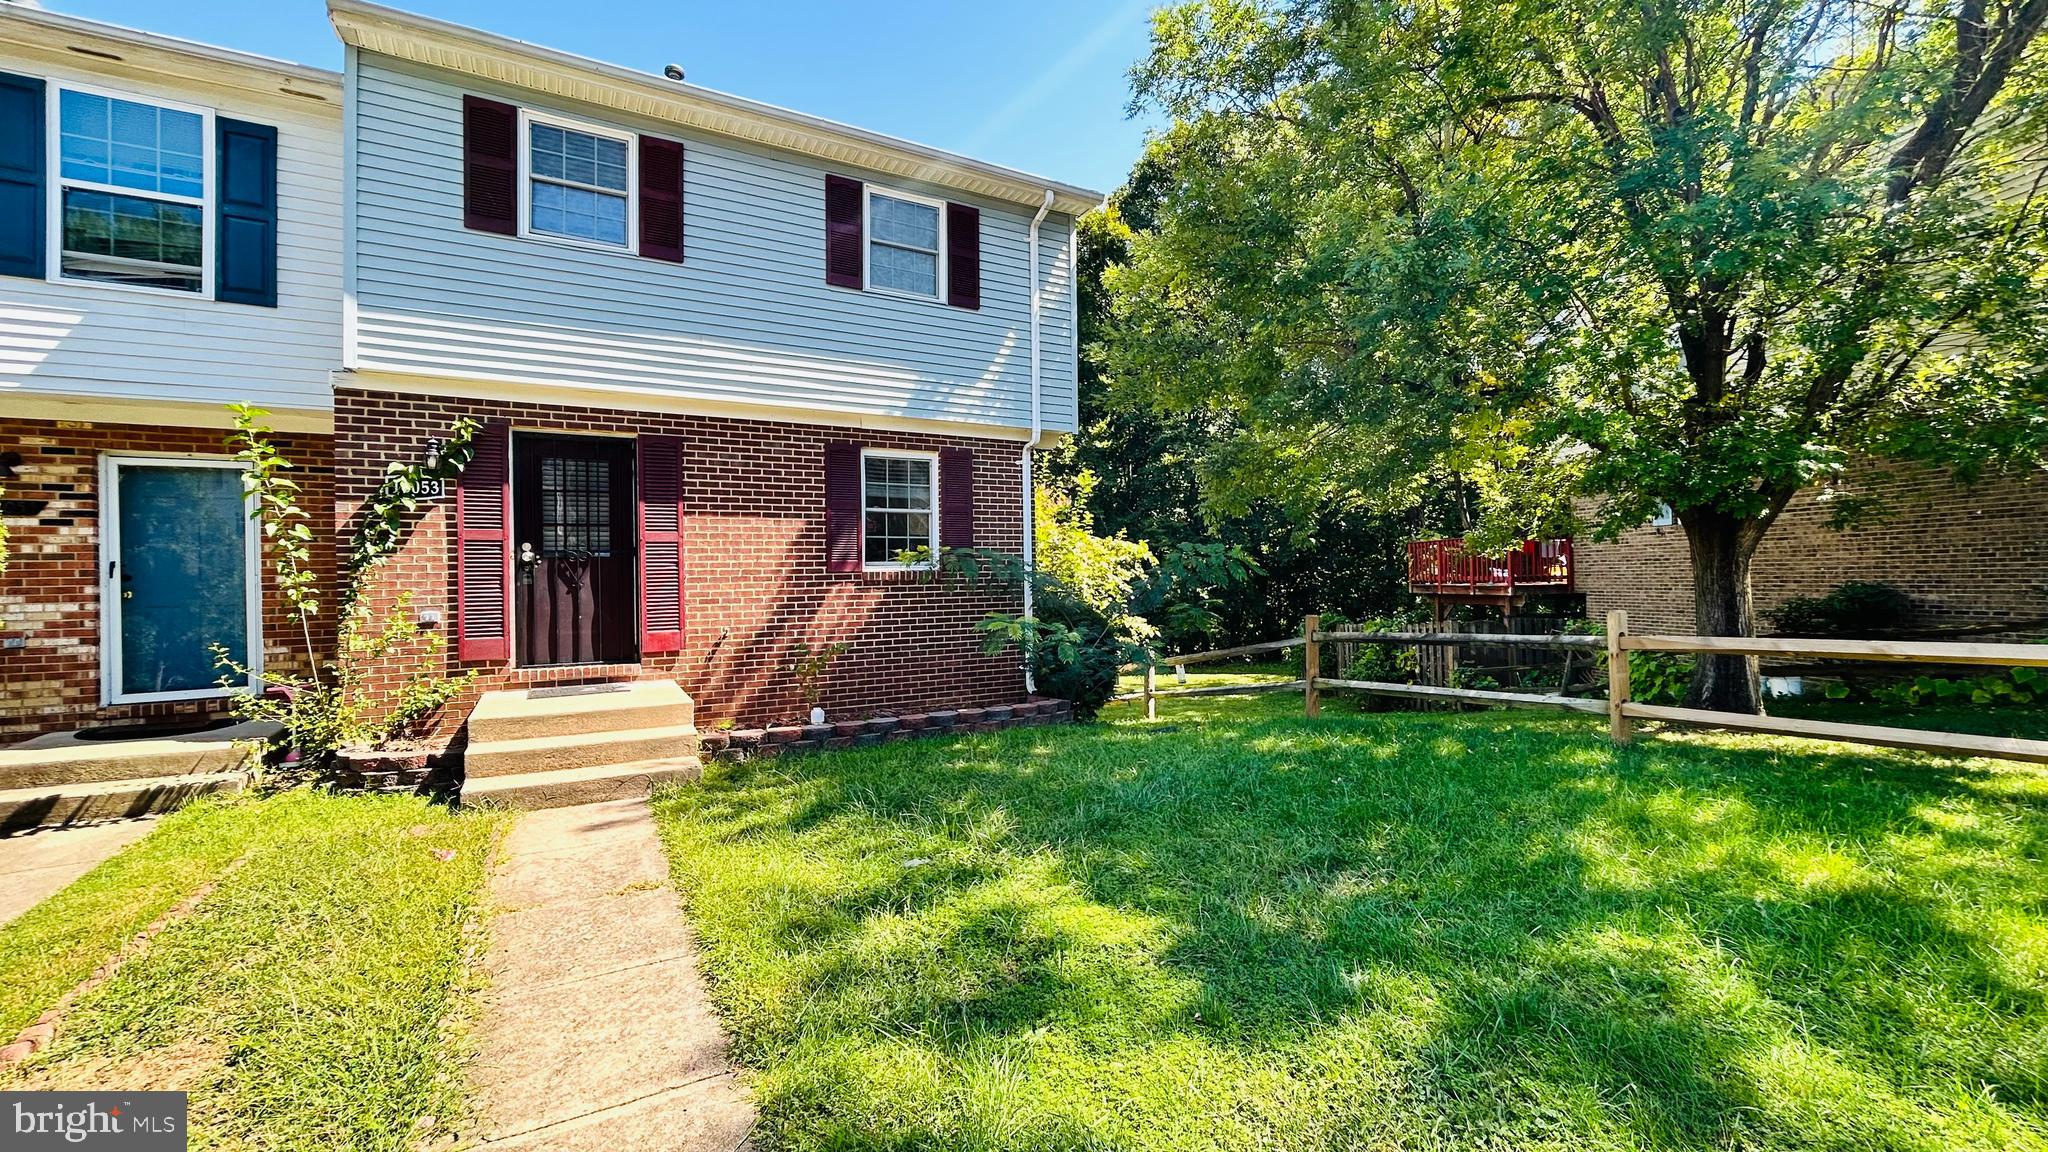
[1408,537,1575,597]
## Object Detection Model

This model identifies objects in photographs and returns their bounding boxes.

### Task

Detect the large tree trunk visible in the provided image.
[1683,512,1763,713]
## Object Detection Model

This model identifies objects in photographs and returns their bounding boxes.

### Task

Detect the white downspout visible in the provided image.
[1021,188,1055,694]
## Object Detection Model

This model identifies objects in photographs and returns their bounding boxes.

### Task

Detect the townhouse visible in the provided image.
[0,0,1100,791]
[0,4,342,740]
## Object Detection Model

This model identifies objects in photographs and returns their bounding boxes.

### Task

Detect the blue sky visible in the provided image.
[41,0,1161,193]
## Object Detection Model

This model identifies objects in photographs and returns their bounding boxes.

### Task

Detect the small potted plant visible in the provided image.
[790,640,850,725]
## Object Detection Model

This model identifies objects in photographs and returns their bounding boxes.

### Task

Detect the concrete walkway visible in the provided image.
[469,797,755,1150]
[0,818,157,926]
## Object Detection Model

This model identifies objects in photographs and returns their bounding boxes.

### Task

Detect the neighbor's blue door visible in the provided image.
[110,460,255,699]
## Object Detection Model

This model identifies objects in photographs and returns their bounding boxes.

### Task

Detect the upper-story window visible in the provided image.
[866,187,943,299]
[521,112,634,251]
[53,85,210,294]
[862,450,938,569]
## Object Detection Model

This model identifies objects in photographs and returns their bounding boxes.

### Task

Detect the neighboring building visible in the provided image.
[0,0,1098,777]
[0,4,343,741]
[1575,461,2048,637]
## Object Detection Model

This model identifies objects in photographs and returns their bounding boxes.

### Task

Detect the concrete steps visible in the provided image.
[460,757,702,810]
[459,682,700,809]
[0,721,272,831]
[0,771,246,833]
[0,721,277,790]
[464,724,701,777]
[467,681,693,743]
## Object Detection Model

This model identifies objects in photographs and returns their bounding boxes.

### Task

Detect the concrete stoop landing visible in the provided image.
[0,721,273,832]
[461,681,702,810]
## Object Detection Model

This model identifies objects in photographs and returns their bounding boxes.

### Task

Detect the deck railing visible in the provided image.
[1407,537,1574,593]
[1117,612,2048,767]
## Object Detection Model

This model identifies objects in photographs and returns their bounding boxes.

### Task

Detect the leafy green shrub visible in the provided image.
[790,641,851,709]
[1628,651,1695,705]
[220,406,479,779]
[1766,582,1913,638]
[214,592,478,777]
[951,471,1258,718]
[1865,666,2042,708]
[1337,613,1425,683]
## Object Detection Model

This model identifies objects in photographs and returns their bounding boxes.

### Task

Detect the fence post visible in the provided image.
[1144,662,1157,722]
[1606,609,1632,745]
[1303,614,1321,718]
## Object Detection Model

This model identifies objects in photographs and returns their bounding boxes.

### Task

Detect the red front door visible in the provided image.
[514,434,638,666]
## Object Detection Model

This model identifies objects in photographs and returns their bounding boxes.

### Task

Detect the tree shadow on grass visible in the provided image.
[657,707,2048,1150]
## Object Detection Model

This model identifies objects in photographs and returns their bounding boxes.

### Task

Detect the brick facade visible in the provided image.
[1576,461,2048,636]
[0,417,336,740]
[334,387,1030,735]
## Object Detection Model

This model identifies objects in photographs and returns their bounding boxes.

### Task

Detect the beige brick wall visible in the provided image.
[1576,461,2048,636]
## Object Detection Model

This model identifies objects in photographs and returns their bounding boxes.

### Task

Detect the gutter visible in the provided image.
[1021,188,1055,693]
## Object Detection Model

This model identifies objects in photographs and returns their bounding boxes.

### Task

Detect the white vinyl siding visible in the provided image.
[348,54,1078,434]
[0,57,342,414]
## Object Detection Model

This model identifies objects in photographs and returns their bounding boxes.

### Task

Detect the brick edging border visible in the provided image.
[702,697,1075,760]
[0,848,255,1066]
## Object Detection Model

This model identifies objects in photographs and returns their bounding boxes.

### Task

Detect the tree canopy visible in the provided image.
[1100,0,2048,708]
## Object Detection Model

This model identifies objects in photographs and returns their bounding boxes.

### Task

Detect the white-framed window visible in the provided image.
[861,449,939,569]
[1651,503,1676,527]
[49,82,213,296]
[865,185,944,300]
[519,109,636,252]
[99,454,263,705]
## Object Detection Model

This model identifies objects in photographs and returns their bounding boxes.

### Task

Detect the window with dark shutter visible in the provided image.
[824,441,863,572]
[639,136,685,263]
[216,117,277,307]
[457,422,513,662]
[945,203,980,310]
[939,447,975,548]
[638,434,685,652]
[0,71,44,280]
[463,95,519,235]
[824,174,863,288]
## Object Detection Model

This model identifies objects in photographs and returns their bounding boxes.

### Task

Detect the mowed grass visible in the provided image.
[653,683,2048,1152]
[1,792,509,1152]
[0,797,270,1041]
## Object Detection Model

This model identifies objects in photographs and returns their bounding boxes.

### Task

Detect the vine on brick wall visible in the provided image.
[343,417,478,608]
[218,405,480,775]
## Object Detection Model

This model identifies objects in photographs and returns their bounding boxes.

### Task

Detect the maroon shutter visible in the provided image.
[824,175,863,288]
[456,421,512,662]
[462,96,518,235]
[939,447,975,549]
[638,434,685,653]
[824,441,863,572]
[945,203,980,310]
[639,136,684,262]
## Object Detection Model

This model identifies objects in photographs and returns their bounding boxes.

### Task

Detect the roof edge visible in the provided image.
[0,3,341,93]
[327,0,1103,217]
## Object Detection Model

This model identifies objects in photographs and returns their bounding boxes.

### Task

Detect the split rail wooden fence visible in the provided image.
[1119,611,2048,767]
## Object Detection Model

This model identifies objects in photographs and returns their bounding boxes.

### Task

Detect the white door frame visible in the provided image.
[99,452,265,706]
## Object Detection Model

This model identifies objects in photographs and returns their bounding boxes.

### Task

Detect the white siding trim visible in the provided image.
[339,369,1033,441]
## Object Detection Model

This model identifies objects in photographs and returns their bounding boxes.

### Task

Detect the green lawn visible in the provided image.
[1,792,508,1152]
[653,687,2048,1151]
